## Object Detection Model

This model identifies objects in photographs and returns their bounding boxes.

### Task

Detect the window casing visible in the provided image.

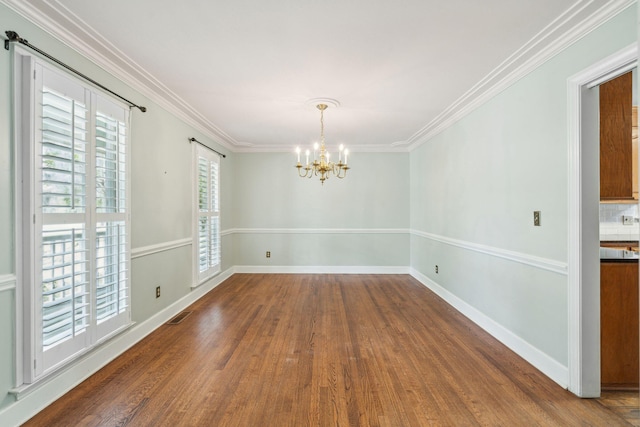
[194,144,221,284]
[18,52,131,382]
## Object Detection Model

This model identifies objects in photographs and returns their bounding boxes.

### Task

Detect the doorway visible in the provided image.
[598,70,638,391]
[568,42,637,397]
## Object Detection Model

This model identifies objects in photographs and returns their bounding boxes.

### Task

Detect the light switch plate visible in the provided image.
[623,215,634,225]
[533,211,541,226]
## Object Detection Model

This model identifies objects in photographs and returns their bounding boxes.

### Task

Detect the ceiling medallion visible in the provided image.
[295,103,349,185]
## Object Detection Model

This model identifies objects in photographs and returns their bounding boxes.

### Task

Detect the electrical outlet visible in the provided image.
[435,265,438,274]
[533,211,541,226]
[623,215,634,225]
[156,286,161,298]
[266,251,271,258]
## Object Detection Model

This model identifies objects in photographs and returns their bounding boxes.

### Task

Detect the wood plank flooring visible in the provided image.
[600,391,640,426]
[23,274,637,426]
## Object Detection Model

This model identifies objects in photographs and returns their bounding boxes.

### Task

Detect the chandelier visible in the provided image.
[295,103,349,184]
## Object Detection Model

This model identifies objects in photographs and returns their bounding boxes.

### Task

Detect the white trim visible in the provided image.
[0,275,17,293]
[231,144,410,154]
[586,61,637,88]
[0,0,237,151]
[411,230,568,275]
[234,265,410,274]
[224,227,410,235]
[131,238,192,260]
[410,268,569,388]
[0,0,634,153]
[404,0,636,151]
[566,42,637,397]
[226,227,567,275]
[1,267,234,426]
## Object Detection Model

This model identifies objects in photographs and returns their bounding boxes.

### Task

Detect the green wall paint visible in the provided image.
[0,3,230,421]
[0,1,637,423]
[230,152,410,267]
[233,233,409,267]
[232,152,409,229]
[409,6,637,365]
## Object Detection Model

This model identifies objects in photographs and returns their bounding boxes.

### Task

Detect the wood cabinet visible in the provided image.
[600,261,639,389]
[633,106,638,199]
[600,71,633,200]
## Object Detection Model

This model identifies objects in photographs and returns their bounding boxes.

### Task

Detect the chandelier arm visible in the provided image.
[294,102,350,184]
[297,164,311,178]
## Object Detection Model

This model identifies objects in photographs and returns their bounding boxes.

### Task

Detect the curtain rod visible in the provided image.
[4,30,147,113]
[189,137,226,158]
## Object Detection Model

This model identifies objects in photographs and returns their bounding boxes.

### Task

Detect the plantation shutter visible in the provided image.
[196,145,220,282]
[94,96,130,342]
[32,62,131,377]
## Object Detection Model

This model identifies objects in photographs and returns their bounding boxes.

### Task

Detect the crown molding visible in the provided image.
[231,143,410,153]
[403,0,636,151]
[2,0,634,154]
[0,0,239,151]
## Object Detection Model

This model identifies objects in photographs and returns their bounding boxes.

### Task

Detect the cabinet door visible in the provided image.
[601,261,639,389]
[633,106,638,199]
[600,71,632,200]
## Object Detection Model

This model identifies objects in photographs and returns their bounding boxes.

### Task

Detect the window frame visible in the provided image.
[192,143,221,286]
[14,47,132,385]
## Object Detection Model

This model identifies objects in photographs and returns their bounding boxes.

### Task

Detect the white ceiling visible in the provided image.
[2,0,626,152]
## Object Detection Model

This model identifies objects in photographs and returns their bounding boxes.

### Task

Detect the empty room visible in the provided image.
[0,0,639,425]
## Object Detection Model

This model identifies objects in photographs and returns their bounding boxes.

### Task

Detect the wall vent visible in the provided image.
[167,311,192,325]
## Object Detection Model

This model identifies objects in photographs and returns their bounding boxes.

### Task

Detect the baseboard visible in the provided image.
[409,268,569,388]
[233,265,411,274]
[0,267,234,427]
[2,265,568,425]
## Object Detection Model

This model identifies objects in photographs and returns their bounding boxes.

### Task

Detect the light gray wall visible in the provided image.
[0,2,231,419]
[230,152,410,267]
[409,7,637,366]
[0,0,637,423]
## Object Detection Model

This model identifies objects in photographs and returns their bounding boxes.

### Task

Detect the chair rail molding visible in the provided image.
[411,230,567,275]
[0,274,17,293]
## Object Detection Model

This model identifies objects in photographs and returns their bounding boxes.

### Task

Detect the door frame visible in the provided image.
[567,42,637,397]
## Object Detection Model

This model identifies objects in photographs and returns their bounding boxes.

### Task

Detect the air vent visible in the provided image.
[167,311,192,325]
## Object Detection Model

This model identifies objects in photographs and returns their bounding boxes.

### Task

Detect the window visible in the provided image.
[18,54,131,381]
[194,144,220,283]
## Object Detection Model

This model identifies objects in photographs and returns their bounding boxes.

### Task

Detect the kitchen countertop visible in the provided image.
[600,247,639,262]
[600,234,640,242]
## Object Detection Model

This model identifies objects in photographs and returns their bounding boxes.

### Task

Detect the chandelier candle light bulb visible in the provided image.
[295,103,350,184]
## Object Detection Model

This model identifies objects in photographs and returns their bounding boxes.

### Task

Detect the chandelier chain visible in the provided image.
[294,103,350,184]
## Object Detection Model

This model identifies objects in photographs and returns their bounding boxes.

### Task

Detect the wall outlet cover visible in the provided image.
[534,211,541,226]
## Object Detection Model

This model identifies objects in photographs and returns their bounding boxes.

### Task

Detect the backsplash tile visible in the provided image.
[600,203,640,240]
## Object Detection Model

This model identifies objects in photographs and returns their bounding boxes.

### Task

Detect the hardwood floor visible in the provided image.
[599,391,640,426]
[24,274,636,426]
